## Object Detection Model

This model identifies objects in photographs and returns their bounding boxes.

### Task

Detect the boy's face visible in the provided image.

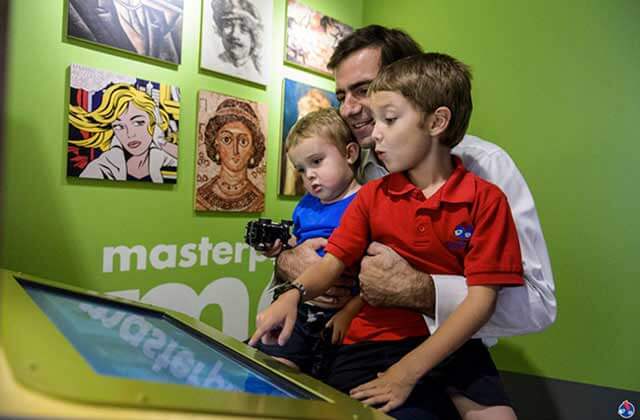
[369,91,432,174]
[287,136,357,204]
[334,47,381,148]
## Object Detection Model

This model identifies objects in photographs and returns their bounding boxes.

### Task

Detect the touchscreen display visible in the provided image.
[21,281,316,399]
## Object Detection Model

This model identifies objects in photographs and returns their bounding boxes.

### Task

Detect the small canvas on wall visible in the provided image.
[285,0,353,75]
[195,91,267,212]
[280,78,339,196]
[68,64,181,184]
[201,0,273,85]
[67,0,184,64]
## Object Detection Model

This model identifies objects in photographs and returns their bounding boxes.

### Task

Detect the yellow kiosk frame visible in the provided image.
[0,269,390,419]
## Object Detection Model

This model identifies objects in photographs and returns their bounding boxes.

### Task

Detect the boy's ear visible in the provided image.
[427,106,451,137]
[345,142,360,164]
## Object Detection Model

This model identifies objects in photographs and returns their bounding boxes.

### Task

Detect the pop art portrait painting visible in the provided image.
[195,91,267,212]
[68,64,180,184]
[67,0,184,64]
[279,78,339,196]
[200,0,273,85]
[285,0,353,75]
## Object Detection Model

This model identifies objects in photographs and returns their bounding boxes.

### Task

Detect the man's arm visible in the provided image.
[359,242,436,318]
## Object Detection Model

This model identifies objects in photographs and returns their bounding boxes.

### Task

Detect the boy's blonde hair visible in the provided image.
[368,52,473,148]
[285,107,355,154]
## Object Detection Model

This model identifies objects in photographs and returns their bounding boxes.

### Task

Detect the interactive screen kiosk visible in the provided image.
[0,270,390,419]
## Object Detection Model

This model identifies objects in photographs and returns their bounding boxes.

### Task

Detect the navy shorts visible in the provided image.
[325,337,511,419]
[254,303,338,376]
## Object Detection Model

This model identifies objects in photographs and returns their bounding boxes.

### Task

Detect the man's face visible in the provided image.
[334,47,381,148]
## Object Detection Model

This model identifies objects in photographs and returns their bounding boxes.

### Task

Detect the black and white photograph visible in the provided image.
[67,0,184,64]
[200,0,273,85]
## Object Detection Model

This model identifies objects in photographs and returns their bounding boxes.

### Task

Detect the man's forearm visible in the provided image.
[404,270,436,318]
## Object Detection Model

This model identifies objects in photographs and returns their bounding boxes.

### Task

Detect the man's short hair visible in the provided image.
[327,24,422,71]
[369,53,473,148]
[285,108,355,154]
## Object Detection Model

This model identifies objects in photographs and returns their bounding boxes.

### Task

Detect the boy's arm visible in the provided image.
[326,295,365,344]
[350,285,499,412]
[249,254,345,347]
[275,239,354,308]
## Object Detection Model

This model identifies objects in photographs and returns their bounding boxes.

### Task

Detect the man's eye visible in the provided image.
[238,135,250,146]
[220,135,232,144]
[355,86,369,98]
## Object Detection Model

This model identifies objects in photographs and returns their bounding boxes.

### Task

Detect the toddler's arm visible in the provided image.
[326,295,364,344]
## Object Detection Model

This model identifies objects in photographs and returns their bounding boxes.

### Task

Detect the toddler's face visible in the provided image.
[369,90,432,174]
[287,136,356,204]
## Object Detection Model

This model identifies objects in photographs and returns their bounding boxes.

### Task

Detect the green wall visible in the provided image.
[0,0,362,337]
[363,0,640,392]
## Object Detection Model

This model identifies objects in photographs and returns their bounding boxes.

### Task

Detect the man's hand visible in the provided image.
[276,237,326,281]
[276,238,352,308]
[360,242,436,317]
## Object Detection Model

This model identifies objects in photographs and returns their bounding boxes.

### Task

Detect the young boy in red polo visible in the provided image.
[250,53,523,420]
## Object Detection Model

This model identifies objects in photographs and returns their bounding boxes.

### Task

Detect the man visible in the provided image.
[276,24,556,345]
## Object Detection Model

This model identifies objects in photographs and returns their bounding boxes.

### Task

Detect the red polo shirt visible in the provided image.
[325,157,524,344]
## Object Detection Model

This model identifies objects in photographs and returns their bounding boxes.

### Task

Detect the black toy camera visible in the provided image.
[244,218,293,251]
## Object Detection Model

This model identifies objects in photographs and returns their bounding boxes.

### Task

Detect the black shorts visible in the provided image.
[326,337,511,409]
[254,303,337,375]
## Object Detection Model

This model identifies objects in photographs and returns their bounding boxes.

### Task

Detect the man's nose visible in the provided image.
[233,137,239,154]
[340,93,362,117]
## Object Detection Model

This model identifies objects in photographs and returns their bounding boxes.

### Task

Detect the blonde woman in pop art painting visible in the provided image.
[68,66,180,184]
[195,94,267,212]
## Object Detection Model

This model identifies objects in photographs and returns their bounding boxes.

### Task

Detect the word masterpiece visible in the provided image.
[103,237,269,273]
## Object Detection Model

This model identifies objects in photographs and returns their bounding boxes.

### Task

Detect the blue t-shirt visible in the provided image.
[292,192,358,256]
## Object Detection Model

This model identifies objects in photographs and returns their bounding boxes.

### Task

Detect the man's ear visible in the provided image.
[427,106,451,137]
[345,142,360,164]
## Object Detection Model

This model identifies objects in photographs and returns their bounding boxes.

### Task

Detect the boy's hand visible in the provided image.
[325,310,352,344]
[349,361,418,413]
[248,290,299,347]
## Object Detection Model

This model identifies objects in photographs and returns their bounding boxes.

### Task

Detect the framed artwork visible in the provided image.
[67,0,184,64]
[285,0,353,76]
[67,64,181,184]
[279,78,339,196]
[200,0,273,86]
[195,91,267,212]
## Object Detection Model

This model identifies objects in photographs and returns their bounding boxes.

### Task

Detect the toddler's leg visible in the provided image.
[450,392,517,420]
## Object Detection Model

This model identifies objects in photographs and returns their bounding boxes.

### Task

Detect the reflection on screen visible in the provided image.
[22,282,314,399]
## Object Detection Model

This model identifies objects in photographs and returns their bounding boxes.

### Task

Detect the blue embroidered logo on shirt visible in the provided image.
[446,224,473,251]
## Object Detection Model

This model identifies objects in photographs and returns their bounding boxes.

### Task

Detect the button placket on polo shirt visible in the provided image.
[414,190,432,245]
